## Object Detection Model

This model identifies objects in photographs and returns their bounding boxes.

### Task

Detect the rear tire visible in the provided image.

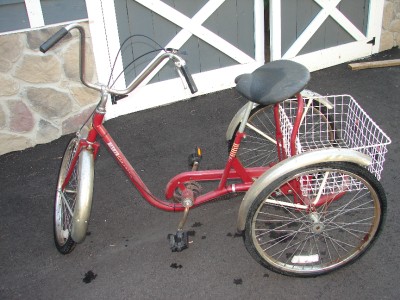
[244,162,386,277]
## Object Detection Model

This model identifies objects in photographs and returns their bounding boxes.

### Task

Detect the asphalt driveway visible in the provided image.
[1,48,399,299]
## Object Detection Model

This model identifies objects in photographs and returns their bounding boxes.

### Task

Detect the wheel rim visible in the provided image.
[54,139,79,246]
[251,166,382,275]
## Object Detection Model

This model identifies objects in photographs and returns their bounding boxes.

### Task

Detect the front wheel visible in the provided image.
[54,138,94,254]
[244,162,386,277]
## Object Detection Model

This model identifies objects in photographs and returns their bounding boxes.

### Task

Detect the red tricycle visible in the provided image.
[41,23,390,277]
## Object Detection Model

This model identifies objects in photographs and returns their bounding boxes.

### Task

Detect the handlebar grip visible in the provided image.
[179,65,198,94]
[40,27,69,53]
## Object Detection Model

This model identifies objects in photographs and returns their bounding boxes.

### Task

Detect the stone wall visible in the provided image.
[380,0,400,50]
[0,22,98,155]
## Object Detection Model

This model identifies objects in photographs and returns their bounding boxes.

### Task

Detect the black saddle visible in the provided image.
[235,60,310,106]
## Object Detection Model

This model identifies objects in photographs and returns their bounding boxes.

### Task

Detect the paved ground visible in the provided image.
[1,48,399,299]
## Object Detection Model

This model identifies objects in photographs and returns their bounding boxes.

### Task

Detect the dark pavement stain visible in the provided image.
[192,222,203,227]
[170,263,183,269]
[82,270,97,283]
[233,278,243,285]
[226,232,242,238]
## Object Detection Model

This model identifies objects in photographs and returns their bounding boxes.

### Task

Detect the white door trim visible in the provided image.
[269,0,282,61]
[367,0,385,53]
[85,0,126,90]
[290,41,372,71]
[25,0,45,28]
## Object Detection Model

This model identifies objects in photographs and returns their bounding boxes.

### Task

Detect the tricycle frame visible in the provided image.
[69,91,306,213]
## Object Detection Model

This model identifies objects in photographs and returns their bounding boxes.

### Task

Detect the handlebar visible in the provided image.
[39,23,197,96]
[178,64,198,94]
[40,27,69,53]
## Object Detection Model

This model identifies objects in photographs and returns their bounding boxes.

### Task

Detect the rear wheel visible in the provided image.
[232,104,277,167]
[244,162,386,277]
[54,138,94,254]
[231,100,334,167]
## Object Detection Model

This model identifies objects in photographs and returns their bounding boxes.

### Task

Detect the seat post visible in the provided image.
[290,93,305,156]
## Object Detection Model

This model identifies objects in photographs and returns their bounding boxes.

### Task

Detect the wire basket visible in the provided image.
[279,95,391,194]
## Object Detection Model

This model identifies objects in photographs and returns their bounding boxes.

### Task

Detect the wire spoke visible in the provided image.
[59,189,73,217]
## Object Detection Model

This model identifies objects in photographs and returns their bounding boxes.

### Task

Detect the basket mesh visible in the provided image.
[279,95,391,194]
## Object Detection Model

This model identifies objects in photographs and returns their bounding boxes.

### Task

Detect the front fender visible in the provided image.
[71,149,94,243]
[236,148,372,232]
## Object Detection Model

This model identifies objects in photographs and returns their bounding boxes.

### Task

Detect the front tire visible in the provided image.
[54,138,94,254]
[244,162,386,277]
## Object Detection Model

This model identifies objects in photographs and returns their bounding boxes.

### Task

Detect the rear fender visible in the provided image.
[236,148,372,232]
[226,102,257,141]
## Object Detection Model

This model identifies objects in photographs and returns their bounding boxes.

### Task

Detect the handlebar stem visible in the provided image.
[96,85,109,114]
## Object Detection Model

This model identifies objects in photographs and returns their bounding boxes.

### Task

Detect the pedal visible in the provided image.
[167,231,189,252]
[188,147,202,171]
